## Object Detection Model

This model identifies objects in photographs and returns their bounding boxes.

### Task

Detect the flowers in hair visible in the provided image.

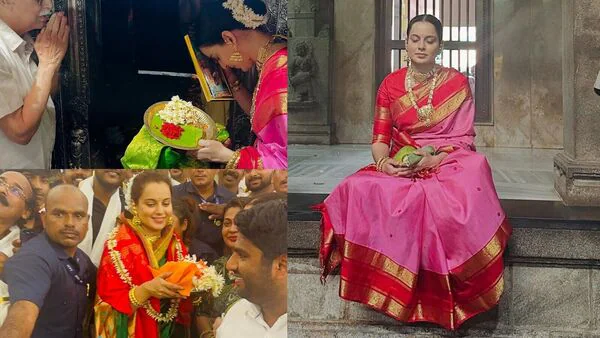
[223,0,268,29]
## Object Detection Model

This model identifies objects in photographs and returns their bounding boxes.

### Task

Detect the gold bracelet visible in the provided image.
[377,157,390,172]
[375,157,383,171]
[225,150,241,169]
[129,287,145,308]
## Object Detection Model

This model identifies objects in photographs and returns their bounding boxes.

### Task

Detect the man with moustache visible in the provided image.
[0,0,69,168]
[173,169,234,261]
[272,170,288,193]
[218,169,243,195]
[21,170,61,230]
[217,199,287,338]
[78,170,124,265]
[62,169,93,187]
[0,171,34,325]
[244,170,275,196]
[0,185,95,338]
[199,170,276,225]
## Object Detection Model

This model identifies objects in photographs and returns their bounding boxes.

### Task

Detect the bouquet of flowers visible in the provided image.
[150,254,225,299]
[191,257,226,298]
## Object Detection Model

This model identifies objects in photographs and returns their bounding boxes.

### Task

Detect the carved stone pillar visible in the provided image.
[288,0,332,144]
[554,0,600,206]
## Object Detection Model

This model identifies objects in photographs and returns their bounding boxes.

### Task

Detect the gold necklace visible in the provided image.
[256,35,287,72]
[144,234,160,244]
[407,65,439,127]
[411,67,436,83]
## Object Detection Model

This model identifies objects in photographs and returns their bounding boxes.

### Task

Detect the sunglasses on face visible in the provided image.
[0,178,27,201]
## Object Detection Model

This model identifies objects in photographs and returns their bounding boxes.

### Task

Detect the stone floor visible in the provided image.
[289,145,562,201]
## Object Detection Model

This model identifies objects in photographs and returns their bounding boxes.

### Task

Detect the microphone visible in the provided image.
[595,70,600,96]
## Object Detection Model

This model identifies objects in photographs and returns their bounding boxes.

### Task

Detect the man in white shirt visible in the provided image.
[78,170,124,265]
[0,171,34,325]
[0,0,69,168]
[217,199,287,338]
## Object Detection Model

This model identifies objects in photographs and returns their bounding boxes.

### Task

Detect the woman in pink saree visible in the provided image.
[189,0,287,169]
[317,15,511,330]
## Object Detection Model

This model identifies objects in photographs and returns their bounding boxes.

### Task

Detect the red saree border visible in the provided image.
[316,203,512,330]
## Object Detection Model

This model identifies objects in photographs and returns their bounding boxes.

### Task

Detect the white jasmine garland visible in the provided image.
[192,265,225,298]
[223,0,268,29]
[122,173,138,212]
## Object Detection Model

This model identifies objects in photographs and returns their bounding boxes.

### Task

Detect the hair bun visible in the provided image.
[244,0,268,16]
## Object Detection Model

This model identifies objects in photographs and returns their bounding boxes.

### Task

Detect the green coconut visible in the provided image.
[393,146,416,162]
[392,145,437,168]
[421,145,436,155]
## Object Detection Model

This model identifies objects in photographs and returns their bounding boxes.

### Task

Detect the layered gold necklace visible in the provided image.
[406,64,439,127]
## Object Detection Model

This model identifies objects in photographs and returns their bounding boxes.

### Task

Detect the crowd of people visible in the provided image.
[0,169,288,338]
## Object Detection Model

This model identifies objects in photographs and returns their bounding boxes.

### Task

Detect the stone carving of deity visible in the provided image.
[290,41,316,102]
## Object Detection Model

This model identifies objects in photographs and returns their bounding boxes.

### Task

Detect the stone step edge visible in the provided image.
[288,319,600,337]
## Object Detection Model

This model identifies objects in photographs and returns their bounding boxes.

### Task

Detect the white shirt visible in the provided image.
[78,176,122,266]
[0,19,55,169]
[0,225,20,325]
[217,299,287,338]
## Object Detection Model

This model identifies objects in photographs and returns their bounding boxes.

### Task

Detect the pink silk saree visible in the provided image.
[317,67,512,330]
[236,48,288,169]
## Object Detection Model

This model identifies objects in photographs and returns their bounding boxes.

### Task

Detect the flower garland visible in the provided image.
[106,226,184,323]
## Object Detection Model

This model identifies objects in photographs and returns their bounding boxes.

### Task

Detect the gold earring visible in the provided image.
[131,207,142,227]
[167,216,174,226]
[229,50,243,62]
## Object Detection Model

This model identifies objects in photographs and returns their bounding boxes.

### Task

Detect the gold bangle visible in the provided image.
[377,156,390,172]
[225,150,241,169]
[129,287,145,308]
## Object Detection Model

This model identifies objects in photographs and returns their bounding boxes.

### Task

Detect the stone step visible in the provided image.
[288,258,600,336]
[289,320,598,337]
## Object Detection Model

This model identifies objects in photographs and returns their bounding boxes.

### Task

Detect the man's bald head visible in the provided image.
[43,184,89,252]
[45,184,88,210]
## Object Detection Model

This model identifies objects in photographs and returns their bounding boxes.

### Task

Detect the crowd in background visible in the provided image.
[0,169,287,338]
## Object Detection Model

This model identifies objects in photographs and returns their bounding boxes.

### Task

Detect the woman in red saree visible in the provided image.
[95,172,192,338]
[317,15,511,330]
[189,0,287,169]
